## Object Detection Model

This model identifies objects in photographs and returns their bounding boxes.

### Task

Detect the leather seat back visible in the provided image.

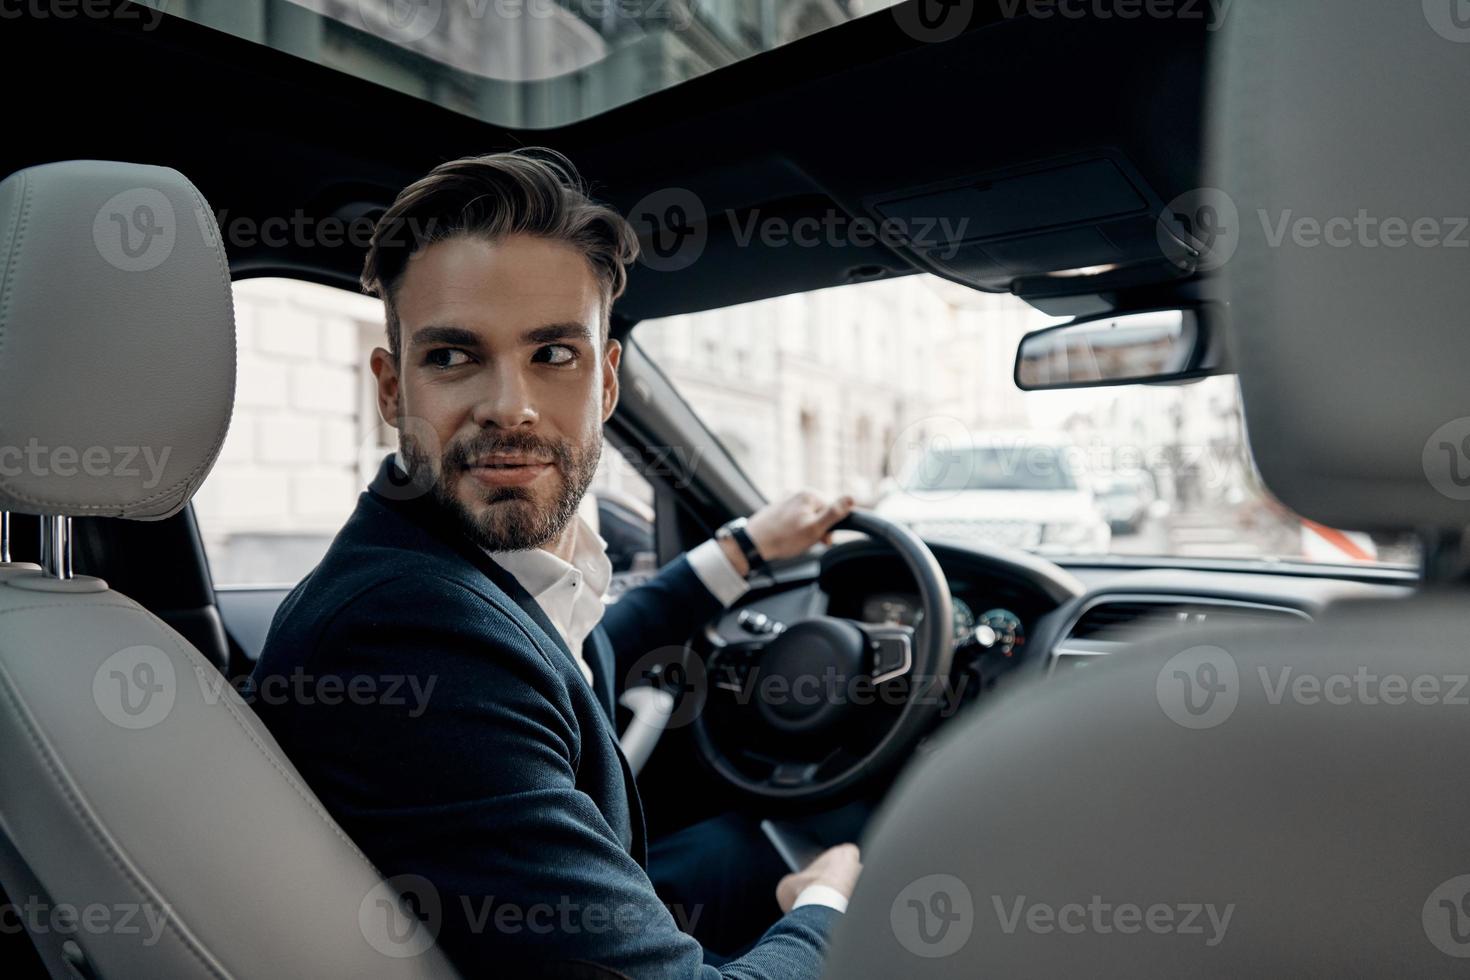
[0,161,458,978]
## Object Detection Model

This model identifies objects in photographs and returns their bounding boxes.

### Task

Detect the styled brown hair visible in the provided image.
[361,147,639,359]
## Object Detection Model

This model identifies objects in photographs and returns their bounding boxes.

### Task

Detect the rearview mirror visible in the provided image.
[1014,308,1205,391]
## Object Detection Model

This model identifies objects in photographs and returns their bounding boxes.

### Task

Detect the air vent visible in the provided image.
[1067,598,1308,642]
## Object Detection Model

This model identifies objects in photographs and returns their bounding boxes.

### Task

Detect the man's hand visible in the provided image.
[776,843,863,914]
[720,490,856,576]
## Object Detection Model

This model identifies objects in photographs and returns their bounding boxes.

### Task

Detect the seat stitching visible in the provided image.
[0,173,238,517]
[0,599,382,865]
[0,659,232,980]
[0,168,32,372]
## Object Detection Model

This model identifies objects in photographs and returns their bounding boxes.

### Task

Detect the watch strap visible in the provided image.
[721,518,767,575]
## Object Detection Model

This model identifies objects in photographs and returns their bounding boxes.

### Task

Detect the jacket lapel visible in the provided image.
[367,458,576,666]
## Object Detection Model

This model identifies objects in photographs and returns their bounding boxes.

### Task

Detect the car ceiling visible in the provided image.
[3,1,1211,327]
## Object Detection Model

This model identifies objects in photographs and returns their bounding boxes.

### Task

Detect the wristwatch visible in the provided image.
[716,517,767,576]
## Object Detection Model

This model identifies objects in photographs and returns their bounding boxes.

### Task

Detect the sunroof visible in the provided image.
[165,0,900,129]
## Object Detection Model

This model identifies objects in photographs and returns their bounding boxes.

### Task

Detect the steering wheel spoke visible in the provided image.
[849,621,916,684]
[708,639,768,694]
[692,509,961,802]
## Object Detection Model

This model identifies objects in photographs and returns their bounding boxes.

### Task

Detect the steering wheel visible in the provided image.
[689,510,955,803]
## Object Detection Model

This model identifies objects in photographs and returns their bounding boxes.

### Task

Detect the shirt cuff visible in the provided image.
[686,538,751,607]
[792,884,849,914]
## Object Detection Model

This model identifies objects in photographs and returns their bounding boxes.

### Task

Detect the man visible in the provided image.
[251,149,861,978]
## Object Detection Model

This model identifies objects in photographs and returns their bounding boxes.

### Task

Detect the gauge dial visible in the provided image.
[866,594,977,644]
[950,598,975,644]
[864,593,918,628]
[977,608,1025,657]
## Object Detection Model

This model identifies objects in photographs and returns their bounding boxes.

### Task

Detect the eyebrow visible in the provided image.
[407,322,595,351]
[408,325,481,350]
[524,323,595,346]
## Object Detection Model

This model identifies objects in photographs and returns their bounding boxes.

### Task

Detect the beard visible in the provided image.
[400,426,601,552]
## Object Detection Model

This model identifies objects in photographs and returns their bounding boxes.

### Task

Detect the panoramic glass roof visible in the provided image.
[166,0,899,129]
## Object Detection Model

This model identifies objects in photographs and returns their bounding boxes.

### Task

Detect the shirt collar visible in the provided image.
[487,516,612,605]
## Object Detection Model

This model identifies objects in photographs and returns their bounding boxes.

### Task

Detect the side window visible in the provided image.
[587,443,659,599]
[196,277,659,589]
[194,278,388,587]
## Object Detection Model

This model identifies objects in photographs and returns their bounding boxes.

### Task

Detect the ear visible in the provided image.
[601,337,622,423]
[370,347,402,429]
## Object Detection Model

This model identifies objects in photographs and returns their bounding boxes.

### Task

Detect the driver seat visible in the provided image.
[0,161,458,978]
[823,1,1470,975]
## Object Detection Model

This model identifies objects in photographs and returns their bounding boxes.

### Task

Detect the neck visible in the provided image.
[542,518,579,564]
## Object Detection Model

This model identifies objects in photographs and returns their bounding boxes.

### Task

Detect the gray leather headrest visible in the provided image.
[0,161,234,520]
[1217,1,1470,531]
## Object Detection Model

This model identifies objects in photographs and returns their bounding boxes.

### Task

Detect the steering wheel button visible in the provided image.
[873,638,908,675]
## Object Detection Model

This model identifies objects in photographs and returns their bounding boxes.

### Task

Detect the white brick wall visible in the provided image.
[195,279,384,584]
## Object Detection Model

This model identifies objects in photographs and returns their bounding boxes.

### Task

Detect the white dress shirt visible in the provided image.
[487,518,749,685]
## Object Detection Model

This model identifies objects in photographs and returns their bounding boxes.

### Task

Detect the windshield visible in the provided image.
[905,444,1079,493]
[164,0,900,129]
[635,275,1420,567]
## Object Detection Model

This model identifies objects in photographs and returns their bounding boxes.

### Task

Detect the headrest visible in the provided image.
[1216,1,1470,532]
[0,161,235,520]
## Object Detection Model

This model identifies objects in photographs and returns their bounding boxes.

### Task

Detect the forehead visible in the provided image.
[395,233,602,337]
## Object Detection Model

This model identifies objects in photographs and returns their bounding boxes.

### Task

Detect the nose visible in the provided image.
[469,360,538,430]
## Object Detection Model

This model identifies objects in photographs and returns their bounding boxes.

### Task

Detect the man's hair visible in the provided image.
[361,148,640,360]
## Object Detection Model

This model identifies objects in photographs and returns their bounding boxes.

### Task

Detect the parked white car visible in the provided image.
[874,433,1111,556]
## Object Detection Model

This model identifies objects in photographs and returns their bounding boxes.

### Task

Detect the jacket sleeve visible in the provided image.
[600,554,726,687]
[288,574,833,979]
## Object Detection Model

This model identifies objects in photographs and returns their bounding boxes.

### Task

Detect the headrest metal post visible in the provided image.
[39,516,72,581]
[1418,527,1469,585]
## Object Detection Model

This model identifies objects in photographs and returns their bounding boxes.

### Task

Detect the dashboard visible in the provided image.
[703,538,1416,728]
[695,540,1073,721]
[687,533,1416,813]
[859,593,1027,659]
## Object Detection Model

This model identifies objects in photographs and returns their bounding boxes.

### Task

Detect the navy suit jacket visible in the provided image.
[251,458,837,978]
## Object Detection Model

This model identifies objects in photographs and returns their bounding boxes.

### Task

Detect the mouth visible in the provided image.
[462,454,555,489]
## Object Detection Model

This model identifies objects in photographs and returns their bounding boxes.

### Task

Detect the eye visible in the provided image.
[534,344,579,366]
[425,348,472,369]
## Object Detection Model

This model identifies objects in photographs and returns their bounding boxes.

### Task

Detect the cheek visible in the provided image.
[534,370,604,433]
[402,379,474,453]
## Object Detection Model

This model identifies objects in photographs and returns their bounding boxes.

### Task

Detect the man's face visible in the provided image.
[371,233,620,551]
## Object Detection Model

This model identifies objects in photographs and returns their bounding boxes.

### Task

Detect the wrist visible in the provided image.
[716,533,750,577]
[715,517,766,577]
[793,883,850,914]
